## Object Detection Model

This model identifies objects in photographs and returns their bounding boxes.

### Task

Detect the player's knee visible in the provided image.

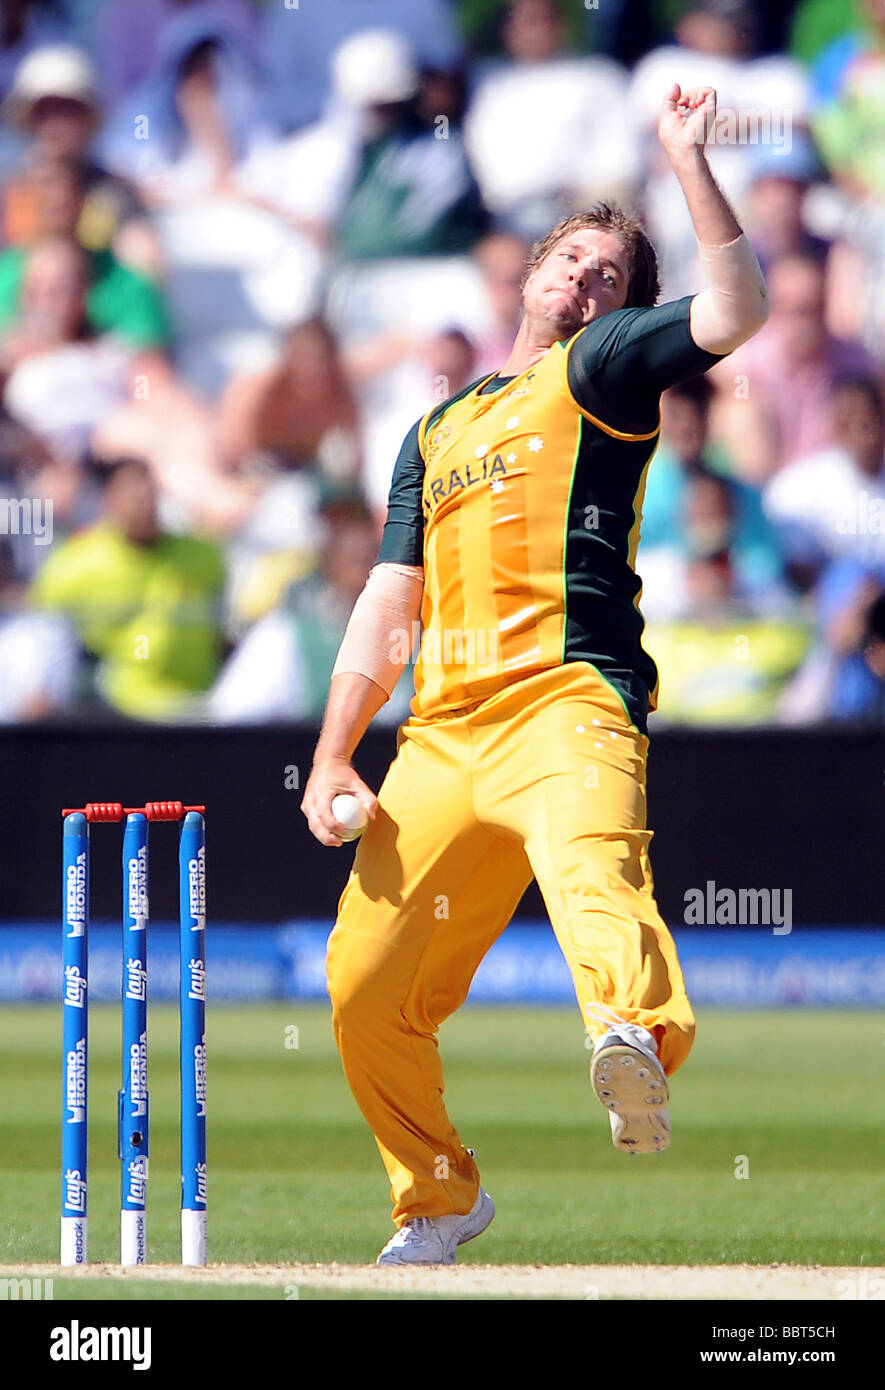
[326,956,387,1035]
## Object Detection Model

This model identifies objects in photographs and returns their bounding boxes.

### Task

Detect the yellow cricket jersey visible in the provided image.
[377,295,724,732]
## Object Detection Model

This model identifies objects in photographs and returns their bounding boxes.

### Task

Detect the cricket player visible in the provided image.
[302,85,769,1265]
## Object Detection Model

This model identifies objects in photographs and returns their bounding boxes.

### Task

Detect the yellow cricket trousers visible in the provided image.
[326,660,695,1226]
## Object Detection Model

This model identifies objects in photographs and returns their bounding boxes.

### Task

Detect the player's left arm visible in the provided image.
[659,84,770,355]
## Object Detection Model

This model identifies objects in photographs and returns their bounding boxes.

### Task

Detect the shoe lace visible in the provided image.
[390,1218,435,1248]
[585,1005,659,1062]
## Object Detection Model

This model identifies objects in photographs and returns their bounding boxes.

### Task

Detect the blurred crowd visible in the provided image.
[0,0,883,727]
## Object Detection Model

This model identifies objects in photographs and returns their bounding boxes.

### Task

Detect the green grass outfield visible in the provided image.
[2,1004,883,1276]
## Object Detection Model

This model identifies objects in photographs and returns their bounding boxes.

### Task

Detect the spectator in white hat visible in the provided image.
[258,0,462,135]
[0,0,69,109]
[332,29,486,261]
[2,44,159,274]
[238,29,486,260]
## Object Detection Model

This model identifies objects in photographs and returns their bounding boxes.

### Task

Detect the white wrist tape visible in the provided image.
[331,562,424,697]
[691,232,769,353]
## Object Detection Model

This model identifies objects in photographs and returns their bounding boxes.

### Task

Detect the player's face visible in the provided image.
[524,228,630,337]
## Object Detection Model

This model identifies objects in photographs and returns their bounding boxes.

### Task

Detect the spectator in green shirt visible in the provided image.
[332,31,486,262]
[30,457,226,720]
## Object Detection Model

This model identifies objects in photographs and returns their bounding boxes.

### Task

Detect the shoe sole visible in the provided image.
[590,1044,670,1154]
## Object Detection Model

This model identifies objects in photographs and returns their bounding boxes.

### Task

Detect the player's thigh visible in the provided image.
[523,678,649,840]
[328,719,531,1016]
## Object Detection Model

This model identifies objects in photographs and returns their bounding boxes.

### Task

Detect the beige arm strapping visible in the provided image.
[330,562,424,697]
[689,232,770,356]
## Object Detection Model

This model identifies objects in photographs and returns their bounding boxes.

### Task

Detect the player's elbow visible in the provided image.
[721,290,770,354]
[692,235,770,354]
[691,285,769,356]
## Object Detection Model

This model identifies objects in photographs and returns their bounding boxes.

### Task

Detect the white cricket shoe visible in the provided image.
[375,1188,495,1266]
[590,1024,670,1155]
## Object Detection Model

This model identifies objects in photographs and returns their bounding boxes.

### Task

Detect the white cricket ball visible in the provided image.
[331,793,368,842]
